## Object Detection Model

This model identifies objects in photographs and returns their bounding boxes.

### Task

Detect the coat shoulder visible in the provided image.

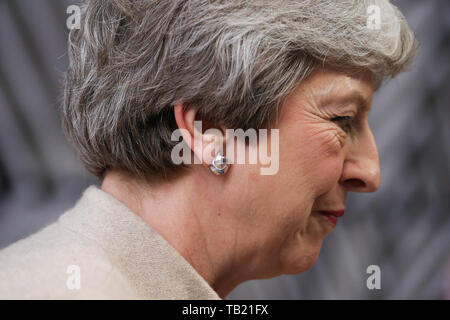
[0,221,139,299]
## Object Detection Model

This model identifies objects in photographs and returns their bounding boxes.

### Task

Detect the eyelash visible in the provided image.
[331,116,355,133]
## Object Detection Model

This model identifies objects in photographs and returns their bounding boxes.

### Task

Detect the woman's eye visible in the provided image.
[331,116,354,133]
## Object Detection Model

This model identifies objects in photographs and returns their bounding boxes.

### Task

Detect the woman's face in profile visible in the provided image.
[228,68,381,278]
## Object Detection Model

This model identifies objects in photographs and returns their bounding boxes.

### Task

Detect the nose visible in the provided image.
[340,125,381,193]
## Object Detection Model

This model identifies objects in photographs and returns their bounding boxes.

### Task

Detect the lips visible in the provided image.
[319,210,345,218]
[316,210,345,226]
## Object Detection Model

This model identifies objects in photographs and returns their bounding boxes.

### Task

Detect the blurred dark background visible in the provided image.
[0,0,449,299]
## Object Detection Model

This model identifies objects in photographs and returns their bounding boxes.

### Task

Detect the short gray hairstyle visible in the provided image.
[62,0,418,180]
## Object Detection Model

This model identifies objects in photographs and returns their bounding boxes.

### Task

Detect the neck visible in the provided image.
[101,169,245,298]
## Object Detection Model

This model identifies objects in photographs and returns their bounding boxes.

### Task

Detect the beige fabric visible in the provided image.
[0,186,221,300]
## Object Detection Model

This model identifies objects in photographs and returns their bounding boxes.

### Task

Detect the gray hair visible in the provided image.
[62,0,419,180]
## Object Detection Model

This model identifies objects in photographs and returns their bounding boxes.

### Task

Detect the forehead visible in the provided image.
[280,68,373,118]
[275,67,374,126]
[295,68,374,110]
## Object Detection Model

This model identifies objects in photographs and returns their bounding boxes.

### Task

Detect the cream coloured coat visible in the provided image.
[0,186,221,300]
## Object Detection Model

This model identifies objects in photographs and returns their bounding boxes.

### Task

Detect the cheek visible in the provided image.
[310,152,343,191]
[283,124,344,193]
[303,124,345,159]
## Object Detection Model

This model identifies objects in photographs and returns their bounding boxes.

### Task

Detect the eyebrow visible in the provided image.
[320,90,371,113]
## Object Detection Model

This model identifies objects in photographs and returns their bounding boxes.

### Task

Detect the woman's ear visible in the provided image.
[173,102,225,168]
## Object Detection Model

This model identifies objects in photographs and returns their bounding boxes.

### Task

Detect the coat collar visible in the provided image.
[58,185,221,300]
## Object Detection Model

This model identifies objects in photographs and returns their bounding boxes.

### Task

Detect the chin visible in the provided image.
[281,246,322,275]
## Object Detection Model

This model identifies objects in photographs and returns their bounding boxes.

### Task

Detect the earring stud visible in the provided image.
[210,152,230,175]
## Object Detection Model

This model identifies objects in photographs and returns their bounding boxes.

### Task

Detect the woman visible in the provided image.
[0,0,418,299]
